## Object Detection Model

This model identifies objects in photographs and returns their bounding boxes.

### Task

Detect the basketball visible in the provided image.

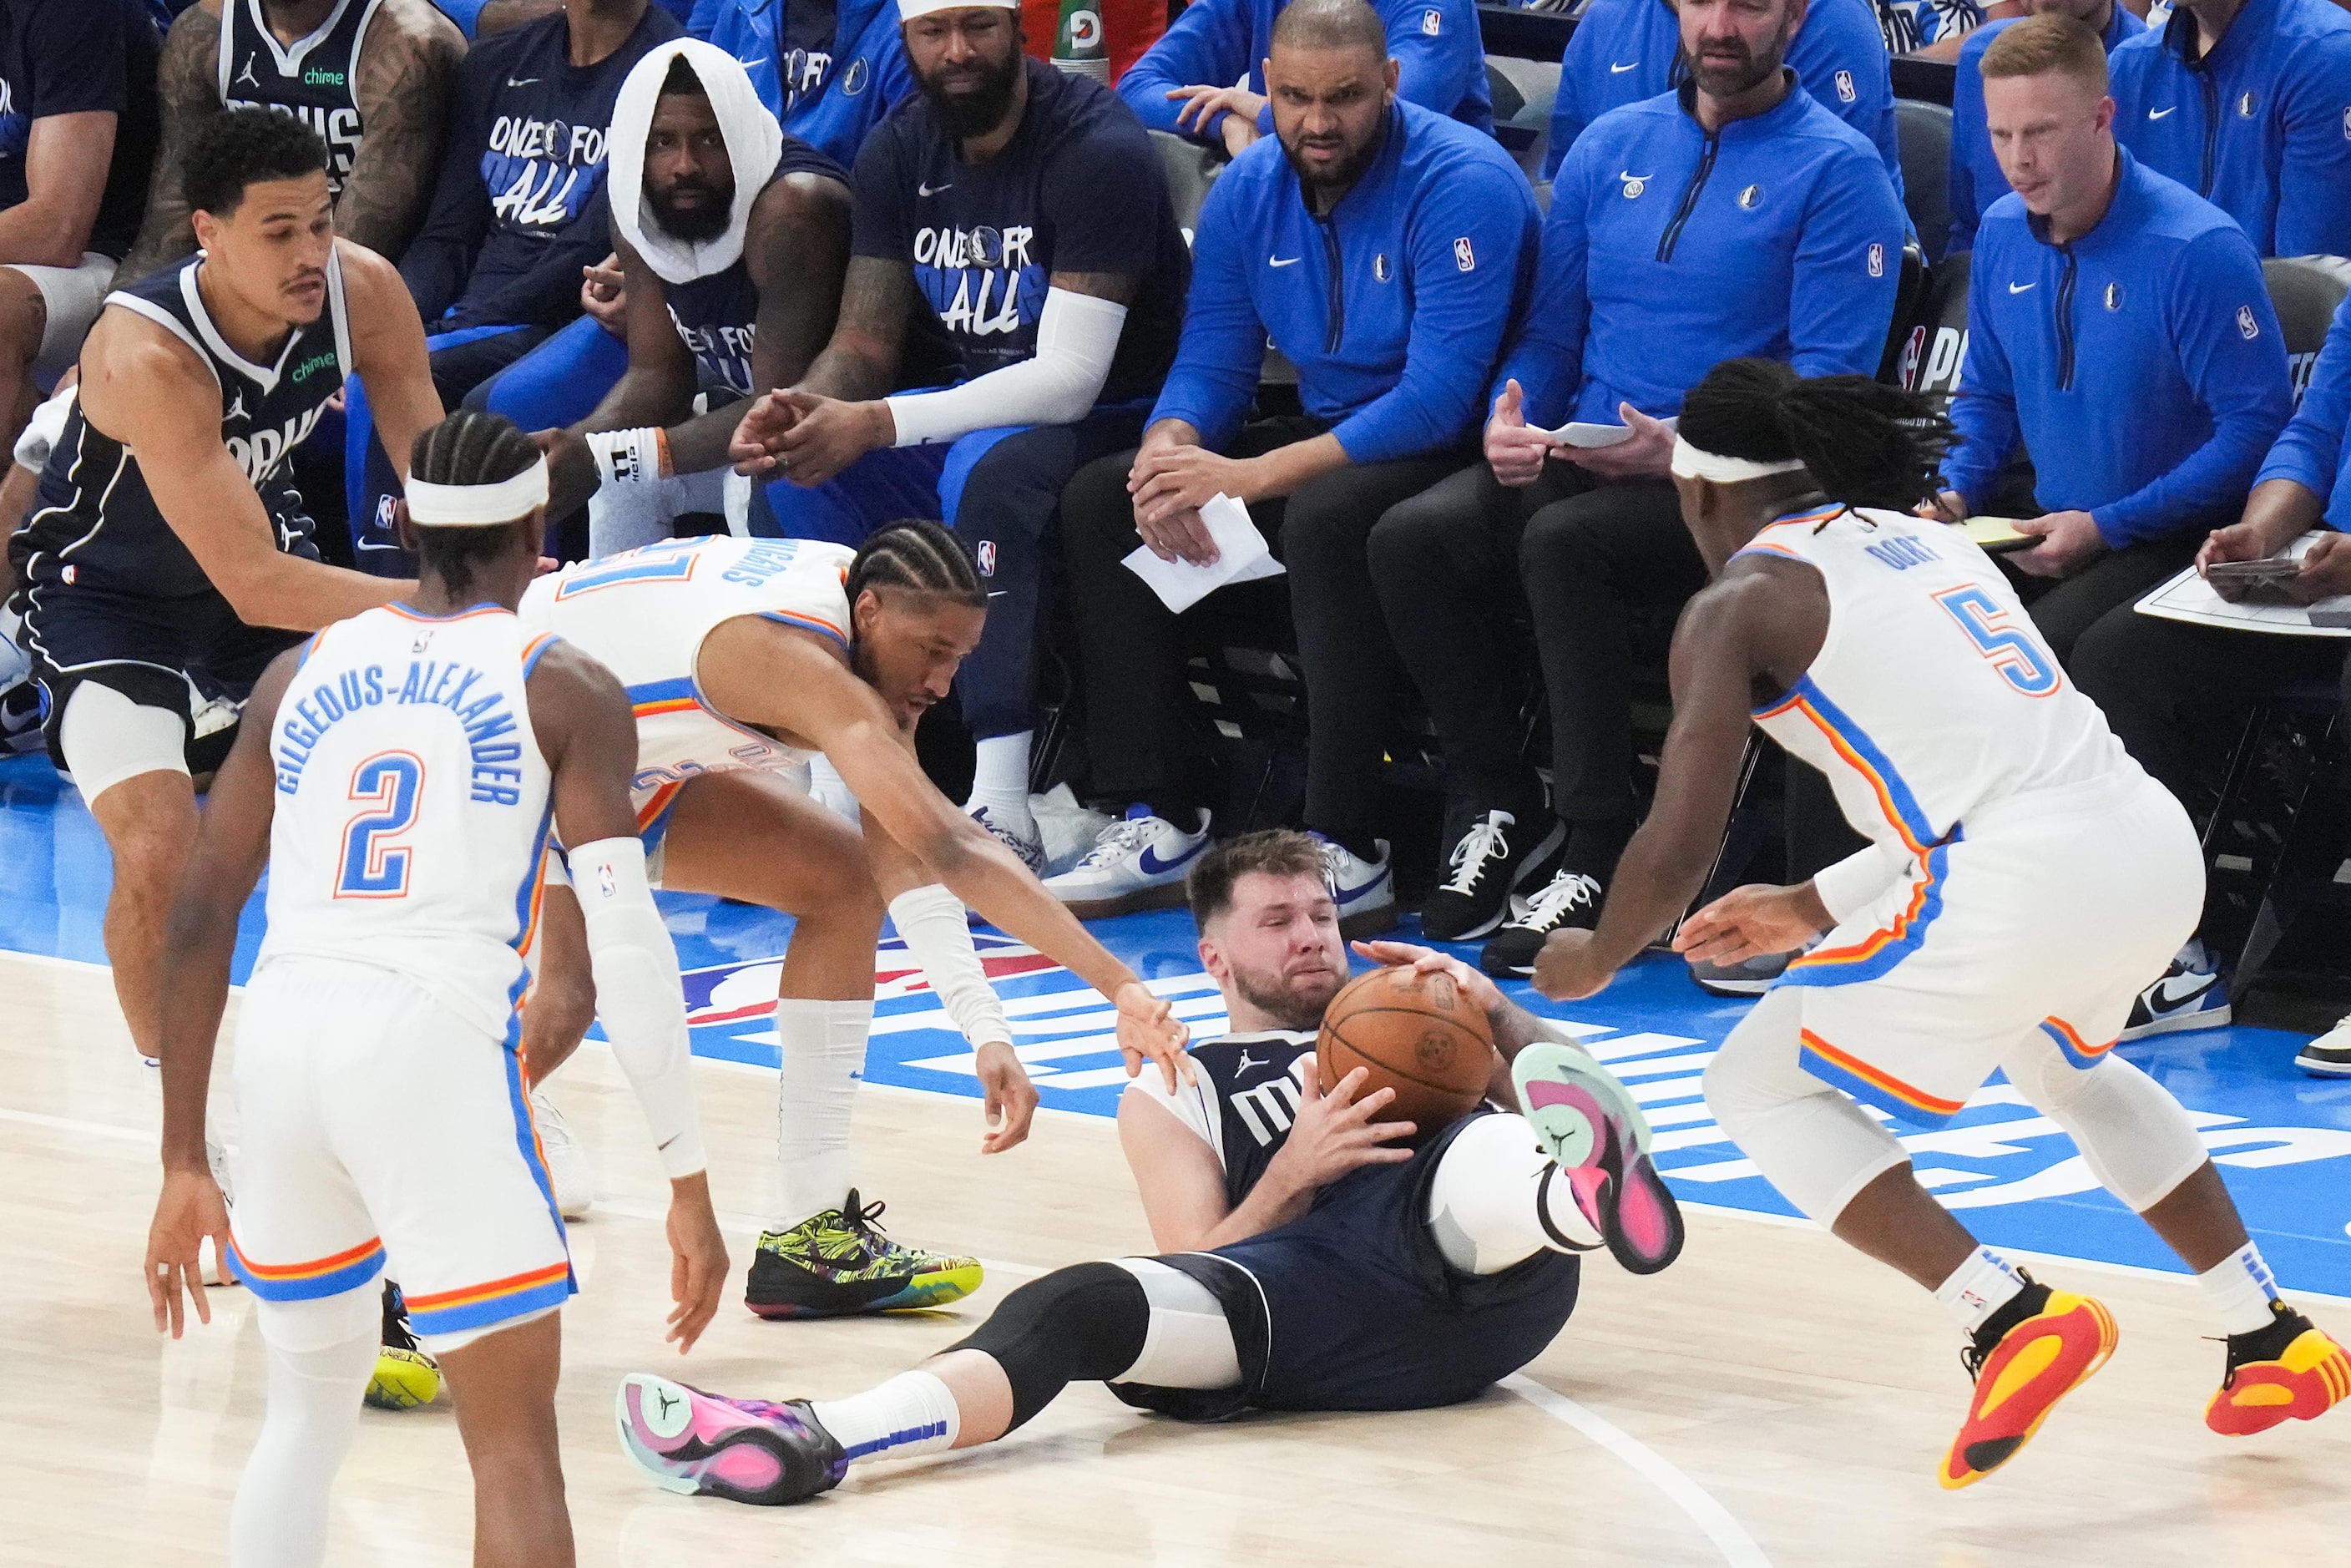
[1316,964,1496,1130]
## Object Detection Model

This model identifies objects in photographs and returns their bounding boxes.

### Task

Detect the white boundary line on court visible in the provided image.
[1500,1373,1771,1568]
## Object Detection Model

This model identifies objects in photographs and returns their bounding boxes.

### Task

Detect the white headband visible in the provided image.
[897,0,1017,17]
[1669,436,1808,485]
[405,458,550,527]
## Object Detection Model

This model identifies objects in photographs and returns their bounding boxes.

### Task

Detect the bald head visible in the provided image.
[1270,0,1388,59]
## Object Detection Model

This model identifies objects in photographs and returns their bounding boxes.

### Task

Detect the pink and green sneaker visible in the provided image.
[616,1373,848,1505]
[1511,1042,1684,1275]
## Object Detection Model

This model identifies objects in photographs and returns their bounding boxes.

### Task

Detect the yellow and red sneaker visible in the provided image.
[1939,1276,2118,1490]
[2206,1302,2351,1437]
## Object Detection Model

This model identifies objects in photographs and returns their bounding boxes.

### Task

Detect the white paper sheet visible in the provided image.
[1540,416,1678,448]
[1120,493,1286,614]
[2134,532,2351,638]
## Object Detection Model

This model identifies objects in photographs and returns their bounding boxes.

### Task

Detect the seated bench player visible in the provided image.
[613,829,1685,1504]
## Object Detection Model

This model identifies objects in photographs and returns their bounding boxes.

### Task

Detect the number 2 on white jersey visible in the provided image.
[1933,585,2060,697]
[336,751,423,898]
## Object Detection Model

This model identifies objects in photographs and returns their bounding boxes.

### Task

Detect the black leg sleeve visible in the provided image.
[946,1262,1151,1432]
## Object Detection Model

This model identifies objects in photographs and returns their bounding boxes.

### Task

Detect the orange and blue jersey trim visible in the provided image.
[519,632,561,678]
[383,601,510,623]
[403,1260,574,1338]
[626,676,701,721]
[759,609,849,651]
[1798,1028,1967,1128]
[2040,1016,2116,1070]
[225,1234,387,1302]
[635,781,686,853]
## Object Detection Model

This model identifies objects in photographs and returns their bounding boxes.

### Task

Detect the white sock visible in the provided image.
[965,733,1033,821]
[1934,1246,2028,1336]
[230,1302,377,1568]
[808,754,860,824]
[2197,1242,2283,1337]
[811,1369,962,1464]
[773,998,873,1227]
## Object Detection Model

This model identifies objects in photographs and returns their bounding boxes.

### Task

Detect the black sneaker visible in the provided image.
[1479,867,1605,977]
[744,1189,983,1320]
[2118,939,2230,1040]
[1420,805,1565,943]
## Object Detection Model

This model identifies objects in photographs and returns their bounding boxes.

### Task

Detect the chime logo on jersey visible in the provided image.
[483,115,610,229]
[912,222,1044,338]
[1453,237,1474,272]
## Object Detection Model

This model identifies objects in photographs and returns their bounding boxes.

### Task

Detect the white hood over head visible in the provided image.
[609,40,784,286]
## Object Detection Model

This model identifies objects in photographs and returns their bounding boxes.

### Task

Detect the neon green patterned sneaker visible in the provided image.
[743,1189,983,1320]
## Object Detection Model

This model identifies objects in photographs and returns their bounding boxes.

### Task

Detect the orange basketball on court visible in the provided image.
[1316,964,1495,1130]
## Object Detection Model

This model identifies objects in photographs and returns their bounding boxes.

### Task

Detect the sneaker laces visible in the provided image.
[1074,815,1157,871]
[1438,812,1515,896]
[1510,870,1601,932]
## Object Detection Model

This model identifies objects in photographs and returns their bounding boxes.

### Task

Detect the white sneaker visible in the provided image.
[1030,783,1116,877]
[969,803,1048,876]
[531,1093,598,1221]
[2297,1013,2351,1076]
[2118,938,2232,1041]
[1311,833,1397,938]
[1044,806,1211,917]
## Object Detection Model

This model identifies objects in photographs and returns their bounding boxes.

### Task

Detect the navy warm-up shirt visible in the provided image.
[1506,79,1907,431]
[1150,99,1539,464]
[401,3,684,331]
[0,0,161,258]
[850,56,1189,402]
[1944,149,2294,546]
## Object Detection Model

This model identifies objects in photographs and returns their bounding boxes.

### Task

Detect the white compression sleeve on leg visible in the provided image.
[230,1290,378,1568]
[1108,1257,1243,1388]
[1999,1029,2211,1212]
[774,997,874,1224]
[888,884,1014,1049]
[568,836,708,1179]
[1424,1111,1601,1275]
[1701,988,1912,1224]
[886,289,1127,448]
[58,680,189,801]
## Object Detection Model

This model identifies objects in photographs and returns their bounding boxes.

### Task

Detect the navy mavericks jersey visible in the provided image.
[850,56,1186,399]
[220,0,382,195]
[1135,1032,1317,1211]
[661,135,847,396]
[15,252,352,602]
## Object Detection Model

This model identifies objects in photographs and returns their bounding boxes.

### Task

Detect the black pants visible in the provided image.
[1371,458,1695,827]
[1061,417,1470,847]
[2071,603,2351,808]
[2014,533,2203,668]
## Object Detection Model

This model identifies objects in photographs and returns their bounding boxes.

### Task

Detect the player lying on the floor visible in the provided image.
[513,522,1189,1321]
[612,829,1685,1504]
[1529,359,2351,1488]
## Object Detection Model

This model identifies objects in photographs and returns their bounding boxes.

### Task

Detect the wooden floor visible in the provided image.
[8,947,2351,1568]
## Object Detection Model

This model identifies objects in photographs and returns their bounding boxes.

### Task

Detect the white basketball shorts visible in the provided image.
[226,956,574,1343]
[1771,772,2202,1126]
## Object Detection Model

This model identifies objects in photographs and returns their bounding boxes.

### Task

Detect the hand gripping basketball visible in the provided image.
[1261,1055,1417,1193]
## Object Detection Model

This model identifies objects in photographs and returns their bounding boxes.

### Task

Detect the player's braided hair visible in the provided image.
[1678,357,1954,512]
[845,518,988,609]
[406,412,544,597]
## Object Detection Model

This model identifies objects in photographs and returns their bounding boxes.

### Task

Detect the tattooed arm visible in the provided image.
[793,255,913,402]
[110,2,224,291]
[335,0,466,262]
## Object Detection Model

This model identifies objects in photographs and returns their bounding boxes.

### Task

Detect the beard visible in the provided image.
[646,176,733,243]
[919,49,1022,139]
[1280,119,1387,197]
[1230,961,1343,1033]
[1688,35,1785,99]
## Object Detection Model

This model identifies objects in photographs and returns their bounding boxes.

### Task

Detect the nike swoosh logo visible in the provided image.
[1619,170,1651,182]
[2008,282,2036,294]
[1269,255,1301,266]
[2149,106,2176,119]
[507,77,540,87]
[918,181,953,196]
[1136,838,1205,876]
[2149,971,2214,1011]
[737,57,767,68]
[1610,60,1640,73]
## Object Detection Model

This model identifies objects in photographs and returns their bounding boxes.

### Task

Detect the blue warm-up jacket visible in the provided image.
[1542,0,1901,196]
[1502,80,1906,431]
[1119,0,1492,144]
[689,0,914,164]
[2257,288,2351,529]
[1949,5,2144,255]
[1944,149,2293,546]
[1150,99,1538,463]
[2109,0,2351,259]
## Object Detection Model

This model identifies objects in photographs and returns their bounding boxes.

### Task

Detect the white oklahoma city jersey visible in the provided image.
[255,603,559,1042]
[1740,504,2136,865]
[518,535,855,837]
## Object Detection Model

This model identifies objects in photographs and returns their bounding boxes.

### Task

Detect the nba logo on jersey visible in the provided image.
[1421,8,1440,33]
[1835,69,1856,102]
[1454,237,1475,272]
[2239,305,2262,339]
[975,540,997,576]
[1868,242,1884,279]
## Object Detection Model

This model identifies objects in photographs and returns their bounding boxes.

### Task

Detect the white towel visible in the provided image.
[606,40,785,286]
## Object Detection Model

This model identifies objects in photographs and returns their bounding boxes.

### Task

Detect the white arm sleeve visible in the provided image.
[569,836,708,1179]
[1810,840,1911,929]
[887,884,1014,1050]
[886,287,1128,448]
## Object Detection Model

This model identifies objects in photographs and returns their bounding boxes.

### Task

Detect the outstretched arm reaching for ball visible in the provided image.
[695,615,1191,1090]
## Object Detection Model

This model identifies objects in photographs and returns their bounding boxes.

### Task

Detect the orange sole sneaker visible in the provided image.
[2207,1326,2351,1437]
[1939,1291,2119,1490]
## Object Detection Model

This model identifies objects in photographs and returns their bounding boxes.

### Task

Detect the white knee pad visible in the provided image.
[1703,989,1911,1225]
[1424,1111,1600,1274]
[1108,1257,1242,1389]
[2001,1034,2210,1212]
[58,680,189,802]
